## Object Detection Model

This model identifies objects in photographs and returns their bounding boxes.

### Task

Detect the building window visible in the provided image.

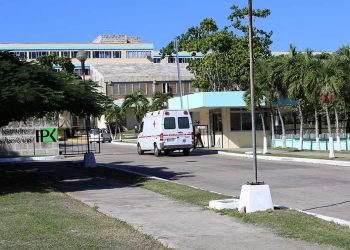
[230,108,268,131]
[162,83,170,93]
[153,58,161,63]
[10,51,27,60]
[168,57,175,63]
[179,57,190,63]
[126,50,151,58]
[113,51,121,58]
[28,51,49,59]
[71,51,79,58]
[61,51,71,58]
[93,51,112,58]
[74,68,90,76]
[168,57,190,63]
[50,51,59,56]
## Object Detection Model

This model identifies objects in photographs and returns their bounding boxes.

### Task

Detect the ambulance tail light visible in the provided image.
[184,111,188,115]
[160,133,164,141]
[165,111,170,116]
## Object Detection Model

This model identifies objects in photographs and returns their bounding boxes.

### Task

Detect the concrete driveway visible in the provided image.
[83,143,350,222]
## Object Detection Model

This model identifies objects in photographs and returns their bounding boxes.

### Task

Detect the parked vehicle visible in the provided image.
[137,109,194,156]
[89,128,112,143]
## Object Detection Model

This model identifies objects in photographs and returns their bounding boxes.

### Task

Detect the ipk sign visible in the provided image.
[36,128,58,143]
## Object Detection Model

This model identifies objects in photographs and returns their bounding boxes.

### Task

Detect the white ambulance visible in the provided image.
[137,109,194,156]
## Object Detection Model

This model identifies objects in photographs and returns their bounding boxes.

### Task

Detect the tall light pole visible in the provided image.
[76,50,90,154]
[174,38,184,109]
[248,0,258,184]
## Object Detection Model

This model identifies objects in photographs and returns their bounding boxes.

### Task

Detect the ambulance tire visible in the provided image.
[183,149,190,156]
[154,144,161,157]
[137,143,144,155]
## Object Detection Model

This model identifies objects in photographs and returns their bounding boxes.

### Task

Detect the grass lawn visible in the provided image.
[0,164,168,250]
[82,165,350,250]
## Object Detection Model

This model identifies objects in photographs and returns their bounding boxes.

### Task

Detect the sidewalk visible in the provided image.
[56,163,334,250]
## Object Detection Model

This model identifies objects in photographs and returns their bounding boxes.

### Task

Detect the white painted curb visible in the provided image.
[209,199,240,210]
[218,151,350,167]
[298,210,350,228]
[0,155,64,163]
[110,141,137,147]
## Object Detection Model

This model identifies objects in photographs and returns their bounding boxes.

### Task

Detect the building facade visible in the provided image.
[0,34,199,130]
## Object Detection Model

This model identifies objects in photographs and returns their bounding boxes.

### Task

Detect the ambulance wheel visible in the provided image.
[154,144,161,157]
[137,143,144,155]
[164,150,170,156]
[183,149,190,156]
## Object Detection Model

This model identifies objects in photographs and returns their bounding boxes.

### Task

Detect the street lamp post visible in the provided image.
[174,38,184,109]
[76,50,90,153]
[76,50,96,167]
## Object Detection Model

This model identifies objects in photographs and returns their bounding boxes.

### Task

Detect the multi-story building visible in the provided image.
[0,34,201,130]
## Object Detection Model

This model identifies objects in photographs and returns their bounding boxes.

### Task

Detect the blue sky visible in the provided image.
[1,0,349,52]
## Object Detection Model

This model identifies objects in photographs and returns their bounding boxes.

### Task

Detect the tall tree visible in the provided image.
[245,59,271,154]
[269,55,288,148]
[150,91,173,111]
[160,4,272,91]
[316,59,337,158]
[121,91,149,125]
[104,104,124,140]
[304,54,323,150]
[0,51,108,127]
[284,45,309,151]
[37,54,75,74]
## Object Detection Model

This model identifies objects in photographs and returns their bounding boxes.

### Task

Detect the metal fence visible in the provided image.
[59,130,101,155]
[272,133,350,150]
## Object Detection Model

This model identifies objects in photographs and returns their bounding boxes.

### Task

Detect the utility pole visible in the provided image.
[248,0,258,183]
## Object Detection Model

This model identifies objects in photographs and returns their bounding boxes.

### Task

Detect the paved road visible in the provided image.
[79,143,350,222]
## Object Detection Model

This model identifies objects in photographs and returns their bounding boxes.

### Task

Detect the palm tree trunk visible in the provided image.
[277,104,286,148]
[270,108,275,148]
[325,106,335,158]
[118,123,122,141]
[298,103,303,151]
[334,107,341,151]
[260,112,268,154]
[107,123,113,138]
[314,107,320,150]
[114,121,118,140]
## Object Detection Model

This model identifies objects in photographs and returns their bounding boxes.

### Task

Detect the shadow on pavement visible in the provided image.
[0,160,194,195]
[98,161,195,180]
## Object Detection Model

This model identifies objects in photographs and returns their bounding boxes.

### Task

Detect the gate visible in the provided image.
[59,129,101,155]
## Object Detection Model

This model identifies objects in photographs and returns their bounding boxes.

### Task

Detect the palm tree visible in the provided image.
[121,91,149,126]
[270,55,288,148]
[333,46,350,150]
[252,59,274,153]
[104,105,124,140]
[304,57,322,150]
[284,47,310,151]
[311,58,337,158]
[150,91,173,111]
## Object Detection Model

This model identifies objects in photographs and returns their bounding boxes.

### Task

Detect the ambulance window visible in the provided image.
[164,117,176,129]
[178,117,190,129]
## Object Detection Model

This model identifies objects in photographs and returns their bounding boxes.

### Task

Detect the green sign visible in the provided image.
[36,128,58,143]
